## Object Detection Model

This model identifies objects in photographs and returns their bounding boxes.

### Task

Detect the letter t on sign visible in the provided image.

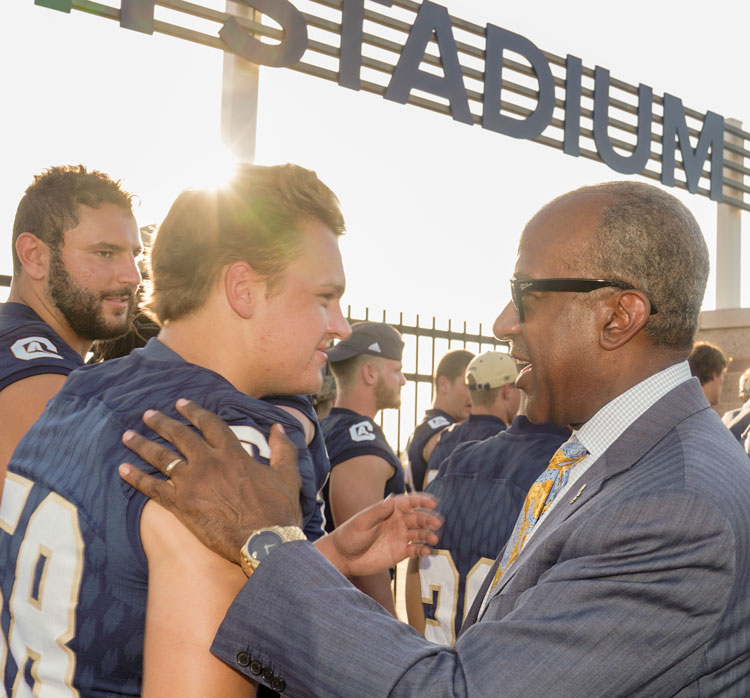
[339,0,395,91]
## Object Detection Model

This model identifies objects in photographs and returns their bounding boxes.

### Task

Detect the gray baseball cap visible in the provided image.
[327,322,404,362]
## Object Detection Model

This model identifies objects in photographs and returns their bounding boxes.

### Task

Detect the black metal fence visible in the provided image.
[346,307,506,455]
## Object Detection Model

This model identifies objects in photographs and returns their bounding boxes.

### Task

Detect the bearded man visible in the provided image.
[0,165,141,491]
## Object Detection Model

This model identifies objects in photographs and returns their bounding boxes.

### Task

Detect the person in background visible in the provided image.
[312,373,337,420]
[406,390,569,644]
[722,367,750,442]
[406,348,474,490]
[423,350,520,486]
[322,321,406,614]
[0,165,141,496]
[687,340,729,408]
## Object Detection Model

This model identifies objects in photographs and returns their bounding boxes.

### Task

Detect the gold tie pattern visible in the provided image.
[489,440,588,591]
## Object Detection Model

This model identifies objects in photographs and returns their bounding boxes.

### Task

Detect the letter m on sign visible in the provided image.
[661,93,724,202]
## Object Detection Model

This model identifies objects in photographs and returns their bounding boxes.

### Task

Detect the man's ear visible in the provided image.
[224,261,262,319]
[436,375,449,394]
[362,360,378,386]
[15,233,50,280]
[599,290,651,351]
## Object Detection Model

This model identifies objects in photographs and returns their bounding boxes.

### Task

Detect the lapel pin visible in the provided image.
[569,484,587,504]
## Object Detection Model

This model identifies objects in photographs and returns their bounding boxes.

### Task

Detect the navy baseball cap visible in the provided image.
[327,322,404,362]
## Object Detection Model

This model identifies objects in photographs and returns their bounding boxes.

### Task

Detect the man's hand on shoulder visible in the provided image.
[119,399,301,565]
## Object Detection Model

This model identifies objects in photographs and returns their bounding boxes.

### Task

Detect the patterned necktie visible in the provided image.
[488,438,588,592]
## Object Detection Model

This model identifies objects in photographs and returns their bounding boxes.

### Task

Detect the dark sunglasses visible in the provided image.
[510,277,658,322]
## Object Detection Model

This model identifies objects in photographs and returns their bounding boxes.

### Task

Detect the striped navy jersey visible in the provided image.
[264,393,330,541]
[0,301,83,391]
[320,407,404,532]
[0,338,315,697]
[405,408,455,491]
[425,413,507,486]
[420,416,570,644]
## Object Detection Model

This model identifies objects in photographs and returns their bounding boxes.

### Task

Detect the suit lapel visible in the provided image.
[473,379,710,610]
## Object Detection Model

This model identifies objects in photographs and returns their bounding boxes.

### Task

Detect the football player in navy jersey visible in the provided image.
[424,351,520,486]
[0,164,351,696]
[405,348,474,490]
[0,165,141,493]
[322,322,406,614]
[406,395,570,644]
[264,392,330,541]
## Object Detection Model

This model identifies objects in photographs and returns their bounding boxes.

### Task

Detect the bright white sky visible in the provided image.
[1,0,749,332]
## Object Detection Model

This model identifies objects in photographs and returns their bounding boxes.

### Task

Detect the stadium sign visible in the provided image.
[35,0,746,210]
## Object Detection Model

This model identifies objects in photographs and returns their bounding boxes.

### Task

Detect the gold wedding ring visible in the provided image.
[164,457,185,477]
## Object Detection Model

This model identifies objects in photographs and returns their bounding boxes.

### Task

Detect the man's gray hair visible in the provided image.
[572,181,708,351]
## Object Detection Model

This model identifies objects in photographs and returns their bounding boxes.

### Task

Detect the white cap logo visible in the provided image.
[11,336,63,361]
[368,342,382,353]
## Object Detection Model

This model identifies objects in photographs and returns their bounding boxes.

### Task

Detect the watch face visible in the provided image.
[248,530,284,562]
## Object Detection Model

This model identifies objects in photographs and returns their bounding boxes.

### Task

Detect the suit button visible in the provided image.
[249,660,262,676]
[271,677,286,692]
[236,652,250,667]
[261,668,274,682]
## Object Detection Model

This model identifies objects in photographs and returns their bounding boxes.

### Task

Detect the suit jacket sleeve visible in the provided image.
[212,487,736,698]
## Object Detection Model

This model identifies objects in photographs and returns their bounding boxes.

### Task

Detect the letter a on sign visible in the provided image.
[384,1,472,125]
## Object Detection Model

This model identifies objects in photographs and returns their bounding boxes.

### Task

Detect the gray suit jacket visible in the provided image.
[212,379,750,697]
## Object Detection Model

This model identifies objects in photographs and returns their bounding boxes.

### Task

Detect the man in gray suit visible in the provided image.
[120,181,750,697]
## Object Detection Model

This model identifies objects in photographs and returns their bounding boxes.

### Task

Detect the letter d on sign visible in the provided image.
[482,24,554,140]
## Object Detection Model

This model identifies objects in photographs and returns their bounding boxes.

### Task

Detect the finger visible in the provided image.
[405,542,434,559]
[406,509,444,532]
[142,408,210,457]
[119,462,176,508]
[393,493,439,512]
[405,526,441,546]
[122,429,183,475]
[175,399,237,448]
[268,424,300,487]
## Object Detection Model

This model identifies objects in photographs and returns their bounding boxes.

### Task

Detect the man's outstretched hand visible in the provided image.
[315,494,443,578]
[119,399,301,565]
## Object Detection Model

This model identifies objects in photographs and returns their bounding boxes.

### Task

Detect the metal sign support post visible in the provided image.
[221,2,260,163]
[716,118,743,309]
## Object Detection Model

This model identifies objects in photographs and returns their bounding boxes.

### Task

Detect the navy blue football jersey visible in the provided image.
[0,338,315,696]
[405,408,455,490]
[0,302,83,391]
[425,414,507,486]
[419,416,570,644]
[264,393,330,541]
[320,407,404,533]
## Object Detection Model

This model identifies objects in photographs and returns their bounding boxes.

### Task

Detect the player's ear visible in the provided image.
[500,383,511,402]
[15,233,49,280]
[362,360,378,386]
[436,375,449,394]
[224,261,262,319]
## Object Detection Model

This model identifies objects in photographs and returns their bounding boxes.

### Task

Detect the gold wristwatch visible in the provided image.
[239,525,306,577]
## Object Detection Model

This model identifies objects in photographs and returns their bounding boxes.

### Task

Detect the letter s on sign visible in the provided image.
[219,0,308,68]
